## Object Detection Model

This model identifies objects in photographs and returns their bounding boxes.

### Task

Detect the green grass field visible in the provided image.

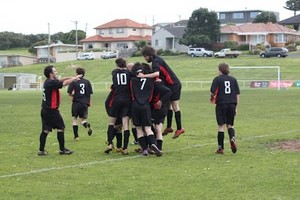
[0,55,299,199]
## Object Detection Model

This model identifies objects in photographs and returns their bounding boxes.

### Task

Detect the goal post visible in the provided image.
[230,66,281,90]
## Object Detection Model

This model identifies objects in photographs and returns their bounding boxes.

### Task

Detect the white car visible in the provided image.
[77,53,95,60]
[101,52,117,59]
[187,47,214,57]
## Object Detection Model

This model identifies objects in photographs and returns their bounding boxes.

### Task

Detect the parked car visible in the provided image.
[260,47,288,58]
[101,52,117,59]
[214,48,241,58]
[77,53,95,60]
[187,47,214,57]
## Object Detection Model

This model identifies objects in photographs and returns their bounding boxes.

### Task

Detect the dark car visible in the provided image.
[260,47,289,58]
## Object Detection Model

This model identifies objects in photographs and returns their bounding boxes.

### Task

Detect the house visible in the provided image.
[80,19,152,51]
[217,10,280,25]
[151,20,189,52]
[278,14,300,32]
[152,26,188,52]
[0,55,37,67]
[219,23,300,48]
[34,41,83,62]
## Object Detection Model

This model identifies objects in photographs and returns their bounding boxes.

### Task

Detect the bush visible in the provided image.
[238,44,249,51]
[249,49,261,55]
[286,44,296,52]
[224,40,238,50]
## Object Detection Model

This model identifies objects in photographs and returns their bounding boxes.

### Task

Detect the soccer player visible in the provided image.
[130,62,162,156]
[151,78,172,151]
[210,63,240,154]
[139,46,184,139]
[67,67,93,141]
[104,58,132,155]
[38,65,82,156]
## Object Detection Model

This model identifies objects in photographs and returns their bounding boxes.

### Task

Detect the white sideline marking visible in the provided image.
[0,130,298,179]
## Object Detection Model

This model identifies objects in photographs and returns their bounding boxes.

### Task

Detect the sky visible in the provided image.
[0,0,295,36]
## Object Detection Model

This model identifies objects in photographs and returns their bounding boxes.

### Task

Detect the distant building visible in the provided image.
[278,14,300,32]
[80,19,152,52]
[217,10,280,25]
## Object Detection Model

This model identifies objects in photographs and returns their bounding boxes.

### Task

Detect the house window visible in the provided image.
[116,28,124,33]
[98,29,104,35]
[275,34,287,43]
[116,43,128,49]
[233,13,244,19]
[219,13,226,20]
[250,12,259,18]
[155,39,160,46]
[109,29,113,34]
[132,28,136,31]
[219,35,228,43]
[88,43,93,49]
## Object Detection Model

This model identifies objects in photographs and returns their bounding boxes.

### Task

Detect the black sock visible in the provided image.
[218,131,224,149]
[132,128,138,142]
[166,110,173,128]
[138,136,148,150]
[116,132,122,148]
[157,140,163,150]
[123,130,130,149]
[39,131,48,151]
[73,125,79,138]
[82,122,87,128]
[147,134,157,146]
[57,131,65,151]
[175,111,182,130]
[228,128,235,140]
[107,125,115,145]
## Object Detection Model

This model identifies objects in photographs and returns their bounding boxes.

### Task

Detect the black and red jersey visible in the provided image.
[41,79,63,109]
[67,78,93,106]
[130,77,154,105]
[111,68,131,101]
[210,74,240,104]
[151,55,180,86]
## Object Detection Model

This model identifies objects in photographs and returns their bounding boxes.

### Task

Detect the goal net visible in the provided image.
[230,66,282,90]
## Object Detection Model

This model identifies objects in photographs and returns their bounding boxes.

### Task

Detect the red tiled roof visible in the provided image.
[221,23,299,34]
[94,19,152,29]
[80,35,151,43]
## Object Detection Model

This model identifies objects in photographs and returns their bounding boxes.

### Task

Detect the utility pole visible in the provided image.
[72,20,79,59]
[47,23,51,64]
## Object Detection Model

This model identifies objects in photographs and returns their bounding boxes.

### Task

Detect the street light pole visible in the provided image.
[48,23,51,64]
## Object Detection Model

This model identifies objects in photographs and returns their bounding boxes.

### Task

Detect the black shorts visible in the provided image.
[72,102,88,119]
[215,104,236,126]
[109,97,131,118]
[168,83,182,101]
[41,108,65,131]
[131,101,152,126]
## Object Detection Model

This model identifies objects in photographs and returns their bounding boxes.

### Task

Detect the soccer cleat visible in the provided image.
[150,144,162,157]
[115,148,123,153]
[215,148,224,154]
[230,137,237,153]
[86,122,92,136]
[38,150,48,156]
[142,149,148,156]
[121,149,129,155]
[74,137,79,141]
[134,147,142,153]
[172,128,185,139]
[131,140,139,145]
[59,148,73,155]
[104,144,114,154]
[162,127,173,136]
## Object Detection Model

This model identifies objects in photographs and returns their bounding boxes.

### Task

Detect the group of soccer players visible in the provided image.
[38,46,240,156]
[104,46,185,156]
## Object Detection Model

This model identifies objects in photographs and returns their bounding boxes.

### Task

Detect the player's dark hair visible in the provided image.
[115,58,127,68]
[218,63,230,75]
[44,65,54,78]
[141,46,156,57]
[142,63,152,74]
[131,62,143,76]
[76,67,85,77]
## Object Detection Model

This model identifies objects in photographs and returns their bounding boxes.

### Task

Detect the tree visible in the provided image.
[253,12,277,23]
[284,0,300,16]
[179,8,220,48]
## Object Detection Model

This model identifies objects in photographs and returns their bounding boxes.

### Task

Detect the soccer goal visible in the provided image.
[230,66,281,90]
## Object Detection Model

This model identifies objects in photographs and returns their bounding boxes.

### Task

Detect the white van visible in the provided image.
[77,52,95,60]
